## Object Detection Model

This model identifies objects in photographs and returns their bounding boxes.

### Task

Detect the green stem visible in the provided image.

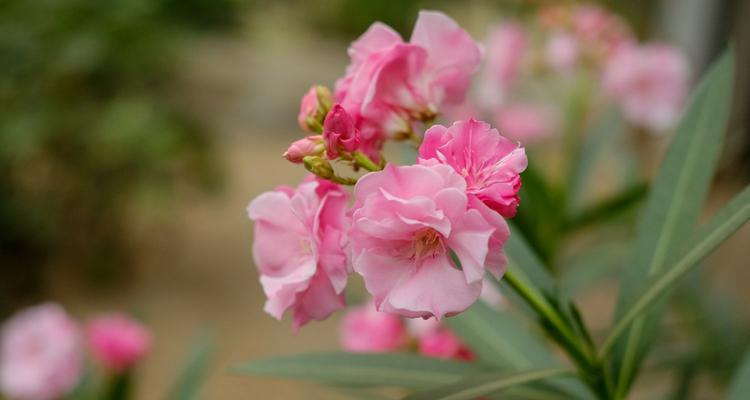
[352,151,382,172]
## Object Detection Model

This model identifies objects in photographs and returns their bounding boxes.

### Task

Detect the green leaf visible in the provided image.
[727,351,750,400]
[600,185,750,359]
[564,183,648,232]
[234,352,482,389]
[401,368,572,400]
[444,301,555,369]
[567,109,625,214]
[610,49,735,395]
[166,335,215,400]
[504,225,556,295]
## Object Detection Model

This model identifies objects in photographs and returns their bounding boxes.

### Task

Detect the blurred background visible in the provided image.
[1,0,749,398]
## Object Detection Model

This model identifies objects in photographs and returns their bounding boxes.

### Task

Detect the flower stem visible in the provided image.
[352,151,382,172]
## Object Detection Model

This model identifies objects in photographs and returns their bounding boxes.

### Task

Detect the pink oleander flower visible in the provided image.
[283,135,323,164]
[0,303,82,400]
[350,164,498,319]
[572,5,632,59]
[298,85,333,132]
[419,328,475,361]
[407,318,473,361]
[335,11,481,141]
[495,103,557,144]
[339,301,408,353]
[603,43,689,132]
[477,23,526,110]
[86,313,152,373]
[323,105,360,158]
[419,118,528,219]
[248,176,350,331]
[545,32,579,72]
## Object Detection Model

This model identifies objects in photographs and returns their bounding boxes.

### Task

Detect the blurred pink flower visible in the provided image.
[86,313,152,373]
[545,32,579,72]
[0,303,82,400]
[247,177,350,331]
[418,328,474,361]
[350,164,496,319]
[495,103,557,144]
[603,43,689,132]
[477,23,526,109]
[323,105,360,158]
[335,11,481,140]
[419,118,527,219]
[283,135,323,164]
[339,301,408,353]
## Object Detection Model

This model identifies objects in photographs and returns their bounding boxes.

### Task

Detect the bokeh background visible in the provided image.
[1,0,749,398]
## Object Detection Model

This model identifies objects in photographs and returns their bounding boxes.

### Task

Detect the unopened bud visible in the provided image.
[302,156,334,180]
[283,135,323,164]
[298,85,333,132]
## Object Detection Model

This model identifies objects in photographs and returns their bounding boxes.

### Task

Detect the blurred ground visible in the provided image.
[37,7,750,400]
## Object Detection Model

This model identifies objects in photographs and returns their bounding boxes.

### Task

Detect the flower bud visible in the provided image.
[283,135,323,164]
[298,85,333,132]
[323,104,360,158]
[303,155,334,180]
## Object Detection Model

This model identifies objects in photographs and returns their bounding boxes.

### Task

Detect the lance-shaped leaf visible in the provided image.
[600,184,750,359]
[402,368,572,400]
[609,49,734,396]
[234,352,482,389]
[727,351,750,400]
[166,335,214,400]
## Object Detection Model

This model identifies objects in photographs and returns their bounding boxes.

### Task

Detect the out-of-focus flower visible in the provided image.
[247,177,350,331]
[419,328,474,361]
[339,301,408,352]
[477,23,526,109]
[495,103,557,144]
[545,32,579,72]
[298,85,333,132]
[335,11,481,141]
[350,164,496,319]
[419,119,527,219]
[407,318,473,361]
[323,105,360,158]
[603,44,689,132]
[0,303,82,400]
[86,313,152,373]
[283,135,324,164]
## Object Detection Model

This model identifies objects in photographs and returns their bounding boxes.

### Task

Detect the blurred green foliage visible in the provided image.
[0,0,243,315]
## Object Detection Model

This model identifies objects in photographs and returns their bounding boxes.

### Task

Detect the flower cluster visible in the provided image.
[248,11,527,331]
[0,303,151,400]
[465,3,689,141]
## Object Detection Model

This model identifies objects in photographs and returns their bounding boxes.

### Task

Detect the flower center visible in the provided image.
[412,228,445,260]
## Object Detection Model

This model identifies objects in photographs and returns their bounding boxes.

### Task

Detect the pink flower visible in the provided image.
[323,105,360,158]
[545,32,579,72]
[349,164,497,319]
[335,11,481,140]
[407,318,473,361]
[283,135,323,164]
[247,177,350,331]
[572,5,632,59]
[485,23,526,89]
[339,301,408,353]
[603,43,689,131]
[0,303,82,400]
[298,85,332,132]
[86,313,152,373]
[418,328,474,361]
[495,103,557,143]
[419,118,527,219]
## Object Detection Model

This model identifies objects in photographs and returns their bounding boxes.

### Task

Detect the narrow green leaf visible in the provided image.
[234,352,482,389]
[166,335,214,400]
[567,109,625,213]
[727,351,750,400]
[601,185,750,359]
[610,49,734,395]
[564,183,648,232]
[504,224,556,295]
[402,368,572,400]
[444,301,554,369]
